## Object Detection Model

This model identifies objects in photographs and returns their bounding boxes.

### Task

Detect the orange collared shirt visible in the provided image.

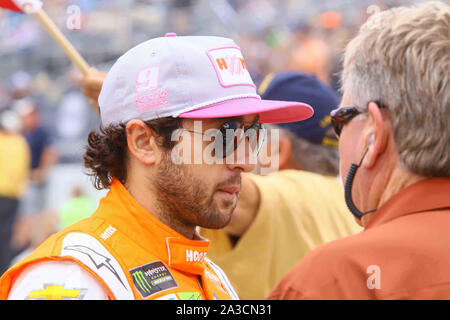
[268,178,450,299]
[0,178,238,300]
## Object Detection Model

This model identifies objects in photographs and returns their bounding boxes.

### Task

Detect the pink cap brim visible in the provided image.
[178,97,314,123]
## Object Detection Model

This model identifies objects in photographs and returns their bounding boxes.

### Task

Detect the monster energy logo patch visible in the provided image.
[129,261,178,298]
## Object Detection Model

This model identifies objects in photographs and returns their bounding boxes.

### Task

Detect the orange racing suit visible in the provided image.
[0,178,238,300]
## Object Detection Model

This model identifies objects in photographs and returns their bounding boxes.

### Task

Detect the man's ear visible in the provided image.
[126,119,159,165]
[364,102,389,169]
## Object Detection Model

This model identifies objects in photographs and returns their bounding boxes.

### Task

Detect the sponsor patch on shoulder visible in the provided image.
[129,261,178,299]
[60,232,134,300]
[27,284,86,300]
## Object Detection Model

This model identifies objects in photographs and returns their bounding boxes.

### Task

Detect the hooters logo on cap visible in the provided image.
[207,46,255,88]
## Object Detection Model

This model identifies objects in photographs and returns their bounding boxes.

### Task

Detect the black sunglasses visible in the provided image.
[183,121,266,159]
[330,105,361,138]
[330,102,386,138]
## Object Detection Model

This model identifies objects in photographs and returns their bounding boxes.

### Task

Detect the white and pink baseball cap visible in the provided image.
[98,33,313,126]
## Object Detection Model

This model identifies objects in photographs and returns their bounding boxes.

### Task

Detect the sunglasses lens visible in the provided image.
[245,123,266,154]
[214,121,243,158]
[330,106,360,138]
[331,118,342,138]
[214,122,266,159]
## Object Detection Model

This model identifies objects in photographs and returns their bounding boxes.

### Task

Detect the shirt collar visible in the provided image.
[94,178,210,275]
[366,177,450,229]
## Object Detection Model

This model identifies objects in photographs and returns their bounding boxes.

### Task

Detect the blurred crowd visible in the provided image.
[0,0,444,276]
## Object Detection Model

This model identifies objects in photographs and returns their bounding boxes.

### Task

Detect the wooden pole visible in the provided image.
[23,3,90,75]
[22,3,99,114]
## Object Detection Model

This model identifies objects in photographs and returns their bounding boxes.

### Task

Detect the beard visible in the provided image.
[153,151,241,231]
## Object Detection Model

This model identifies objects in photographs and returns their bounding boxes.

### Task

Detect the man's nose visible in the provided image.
[225,136,257,173]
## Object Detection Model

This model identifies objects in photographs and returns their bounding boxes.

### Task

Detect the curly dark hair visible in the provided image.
[83,117,182,190]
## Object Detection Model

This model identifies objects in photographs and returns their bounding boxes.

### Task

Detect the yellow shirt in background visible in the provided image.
[201,170,362,300]
[0,132,30,198]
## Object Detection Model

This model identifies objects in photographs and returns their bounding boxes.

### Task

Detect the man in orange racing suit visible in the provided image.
[0,34,313,300]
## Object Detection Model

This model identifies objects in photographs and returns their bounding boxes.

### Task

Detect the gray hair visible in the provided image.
[281,127,340,176]
[262,124,339,176]
[342,1,450,177]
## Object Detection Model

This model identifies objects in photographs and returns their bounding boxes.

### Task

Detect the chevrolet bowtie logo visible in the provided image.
[27,284,84,300]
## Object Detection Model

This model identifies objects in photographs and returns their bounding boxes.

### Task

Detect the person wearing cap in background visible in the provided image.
[0,106,30,276]
[269,1,450,299]
[201,71,361,299]
[255,70,342,175]
[0,34,313,300]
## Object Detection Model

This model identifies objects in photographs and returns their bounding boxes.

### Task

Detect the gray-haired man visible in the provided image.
[269,1,450,300]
